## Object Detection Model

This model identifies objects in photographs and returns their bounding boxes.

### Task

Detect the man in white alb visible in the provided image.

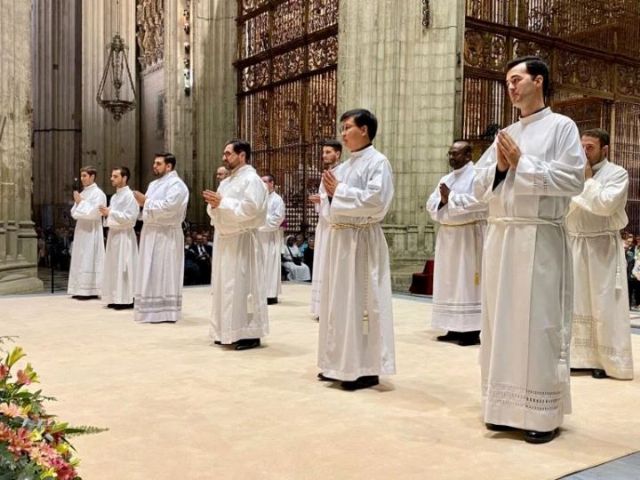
[473,56,585,443]
[427,140,487,346]
[99,166,139,310]
[133,153,190,323]
[257,174,286,305]
[68,166,106,300]
[566,128,634,380]
[317,109,395,391]
[308,139,342,321]
[204,140,268,351]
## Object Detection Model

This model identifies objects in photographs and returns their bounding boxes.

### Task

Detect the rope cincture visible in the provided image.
[330,222,379,334]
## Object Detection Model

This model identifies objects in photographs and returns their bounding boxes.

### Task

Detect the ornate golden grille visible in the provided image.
[236,0,339,235]
[463,0,640,229]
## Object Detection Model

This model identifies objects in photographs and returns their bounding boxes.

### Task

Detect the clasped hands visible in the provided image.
[203,190,222,208]
[321,170,339,197]
[496,130,521,172]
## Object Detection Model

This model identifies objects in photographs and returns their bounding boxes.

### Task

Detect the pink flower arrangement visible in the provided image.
[0,340,105,479]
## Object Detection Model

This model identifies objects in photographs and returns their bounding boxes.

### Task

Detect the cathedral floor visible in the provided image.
[2,284,639,479]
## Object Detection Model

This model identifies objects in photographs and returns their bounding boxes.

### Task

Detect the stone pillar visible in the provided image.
[0,0,43,293]
[190,0,237,223]
[164,0,194,209]
[32,0,82,229]
[337,0,465,290]
[81,0,137,190]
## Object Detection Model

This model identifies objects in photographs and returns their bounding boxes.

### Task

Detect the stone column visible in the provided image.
[190,0,237,223]
[164,0,194,209]
[337,0,465,289]
[81,0,137,190]
[0,0,43,293]
[32,0,82,229]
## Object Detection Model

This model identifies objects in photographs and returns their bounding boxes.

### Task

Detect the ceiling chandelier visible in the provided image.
[97,1,136,121]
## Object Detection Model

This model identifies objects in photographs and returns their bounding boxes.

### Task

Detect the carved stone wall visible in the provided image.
[0,1,43,293]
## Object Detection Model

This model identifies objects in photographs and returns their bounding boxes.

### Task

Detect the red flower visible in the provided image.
[16,369,31,385]
[0,364,8,380]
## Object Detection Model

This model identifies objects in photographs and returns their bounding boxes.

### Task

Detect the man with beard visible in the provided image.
[133,153,190,323]
[426,140,487,346]
[99,167,139,310]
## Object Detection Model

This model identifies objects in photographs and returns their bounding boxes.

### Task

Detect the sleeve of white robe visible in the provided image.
[513,121,585,197]
[209,179,265,227]
[330,159,394,218]
[472,142,500,202]
[266,195,286,229]
[71,191,106,220]
[143,181,188,221]
[570,168,628,216]
[426,184,445,222]
[108,194,140,226]
[447,190,487,217]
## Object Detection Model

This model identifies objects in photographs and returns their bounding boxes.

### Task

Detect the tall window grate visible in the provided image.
[235,0,339,235]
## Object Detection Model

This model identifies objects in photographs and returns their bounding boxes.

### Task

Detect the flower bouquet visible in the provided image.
[0,338,105,479]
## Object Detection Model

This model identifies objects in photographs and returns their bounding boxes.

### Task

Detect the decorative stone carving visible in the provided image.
[136,0,165,71]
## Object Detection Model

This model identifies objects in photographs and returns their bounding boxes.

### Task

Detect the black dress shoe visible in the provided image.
[317,373,338,382]
[214,341,222,345]
[112,303,134,310]
[72,295,99,300]
[235,338,261,350]
[458,330,481,346]
[592,369,608,379]
[524,428,558,444]
[436,331,459,342]
[486,423,517,432]
[107,304,117,309]
[267,297,278,305]
[341,375,379,391]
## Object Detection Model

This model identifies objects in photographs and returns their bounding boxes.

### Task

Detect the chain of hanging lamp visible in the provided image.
[96,0,137,121]
[422,0,430,28]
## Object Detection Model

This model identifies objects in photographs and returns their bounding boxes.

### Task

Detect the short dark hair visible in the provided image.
[506,56,551,98]
[340,109,378,141]
[581,128,610,148]
[452,140,472,156]
[80,165,97,177]
[112,166,131,183]
[226,139,252,162]
[321,139,343,152]
[155,152,177,170]
[262,173,275,183]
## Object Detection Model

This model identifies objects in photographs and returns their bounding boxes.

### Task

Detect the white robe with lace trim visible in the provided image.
[566,159,634,379]
[474,108,585,431]
[68,183,106,296]
[135,171,189,323]
[209,164,269,344]
[257,191,285,299]
[317,145,396,381]
[103,186,139,305]
[426,161,487,332]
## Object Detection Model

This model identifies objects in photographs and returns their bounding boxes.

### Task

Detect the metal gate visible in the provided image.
[235,0,339,235]
[462,0,640,229]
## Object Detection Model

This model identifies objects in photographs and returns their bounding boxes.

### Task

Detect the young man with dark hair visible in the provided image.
[204,139,269,350]
[257,173,286,305]
[133,153,190,323]
[427,140,487,346]
[316,110,396,391]
[309,139,342,320]
[99,166,139,310]
[566,128,634,380]
[473,56,585,443]
[68,165,107,300]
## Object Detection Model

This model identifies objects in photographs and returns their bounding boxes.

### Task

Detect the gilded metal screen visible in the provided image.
[463,0,640,230]
[236,0,339,235]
